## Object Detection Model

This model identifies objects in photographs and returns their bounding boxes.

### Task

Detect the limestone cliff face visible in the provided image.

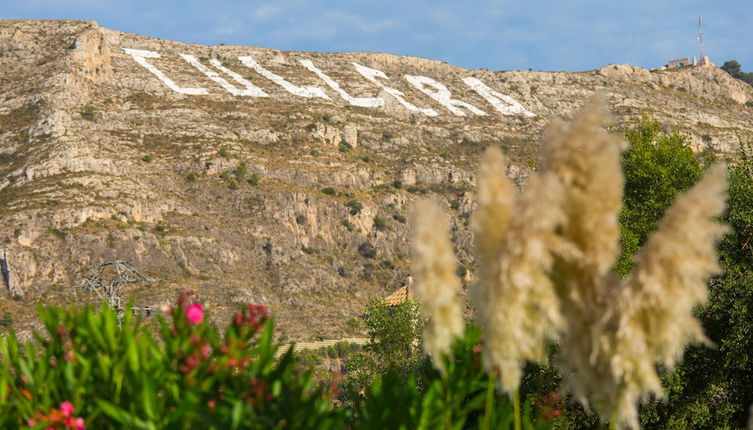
[1,20,752,340]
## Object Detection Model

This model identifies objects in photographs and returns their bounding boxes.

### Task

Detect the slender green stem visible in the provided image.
[608,411,618,430]
[445,382,453,430]
[482,377,495,430]
[513,390,521,430]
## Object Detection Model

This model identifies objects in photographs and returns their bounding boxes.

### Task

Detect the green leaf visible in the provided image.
[96,399,157,430]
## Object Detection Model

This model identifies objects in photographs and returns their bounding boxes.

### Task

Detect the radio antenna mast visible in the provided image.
[697,16,705,61]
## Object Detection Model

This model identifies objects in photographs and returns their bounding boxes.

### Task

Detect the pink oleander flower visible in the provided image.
[59,401,74,417]
[27,418,36,426]
[185,303,204,325]
[74,417,86,430]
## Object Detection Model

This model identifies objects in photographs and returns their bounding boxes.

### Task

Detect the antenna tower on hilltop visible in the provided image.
[697,16,705,62]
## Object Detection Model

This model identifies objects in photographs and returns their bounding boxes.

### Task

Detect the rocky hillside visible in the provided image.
[1,20,752,340]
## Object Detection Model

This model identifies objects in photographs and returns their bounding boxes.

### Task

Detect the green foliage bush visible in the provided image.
[343,299,547,429]
[338,141,352,153]
[234,162,248,181]
[80,105,97,121]
[615,114,702,275]
[357,242,377,259]
[247,173,260,186]
[372,216,390,232]
[345,200,363,216]
[1,297,549,429]
[721,60,753,87]
[0,297,342,429]
[0,312,11,327]
[639,142,753,428]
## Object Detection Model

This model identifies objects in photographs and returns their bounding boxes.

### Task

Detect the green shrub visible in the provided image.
[80,105,97,121]
[341,220,355,232]
[48,228,67,240]
[0,312,11,327]
[615,114,702,275]
[357,242,377,259]
[141,154,153,163]
[186,172,198,182]
[372,216,390,232]
[322,187,336,195]
[392,180,403,189]
[0,298,343,429]
[234,162,248,180]
[346,200,363,216]
[247,173,260,186]
[346,317,361,330]
[338,142,352,153]
[639,142,753,428]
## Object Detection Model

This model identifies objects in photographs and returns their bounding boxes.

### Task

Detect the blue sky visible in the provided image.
[3,0,751,72]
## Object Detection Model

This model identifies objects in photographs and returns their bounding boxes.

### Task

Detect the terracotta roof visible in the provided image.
[383,286,408,306]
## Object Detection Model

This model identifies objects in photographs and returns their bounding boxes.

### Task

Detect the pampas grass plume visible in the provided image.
[411,198,465,374]
[481,172,568,394]
[625,163,728,366]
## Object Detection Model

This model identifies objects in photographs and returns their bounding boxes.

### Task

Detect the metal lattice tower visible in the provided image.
[698,16,704,61]
[80,261,157,316]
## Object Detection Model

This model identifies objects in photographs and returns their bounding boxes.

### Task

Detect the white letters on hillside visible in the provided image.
[462,77,535,117]
[299,59,383,108]
[405,75,486,116]
[180,54,268,97]
[124,48,536,118]
[124,48,207,95]
[353,63,438,117]
[238,56,330,99]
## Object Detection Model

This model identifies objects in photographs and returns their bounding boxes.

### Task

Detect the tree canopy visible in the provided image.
[722,59,753,87]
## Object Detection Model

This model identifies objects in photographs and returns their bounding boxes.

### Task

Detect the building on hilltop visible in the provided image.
[666,56,714,69]
[667,57,696,68]
[665,16,715,69]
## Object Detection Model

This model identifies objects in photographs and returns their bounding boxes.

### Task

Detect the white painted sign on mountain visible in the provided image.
[124,48,535,118]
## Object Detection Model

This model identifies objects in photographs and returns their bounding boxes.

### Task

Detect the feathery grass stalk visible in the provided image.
[411,199,464,374]
[472,149,568,395]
